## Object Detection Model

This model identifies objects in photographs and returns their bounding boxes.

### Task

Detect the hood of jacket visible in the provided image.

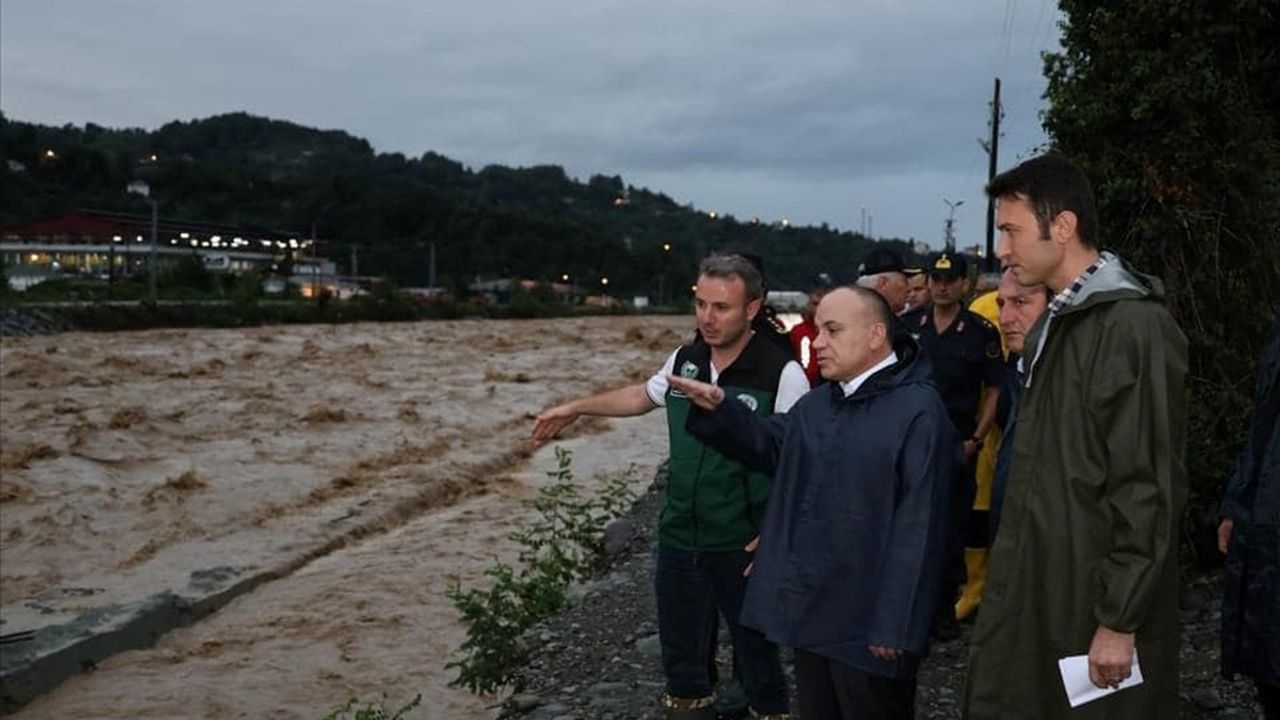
[1063,251,1168,315]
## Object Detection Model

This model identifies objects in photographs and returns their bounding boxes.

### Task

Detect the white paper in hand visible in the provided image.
[1057,652,1143,708]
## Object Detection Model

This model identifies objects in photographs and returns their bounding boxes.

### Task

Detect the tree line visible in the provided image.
[0,112,900,299]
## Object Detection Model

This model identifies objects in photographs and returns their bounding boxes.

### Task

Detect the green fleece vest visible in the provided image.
[660,334,791,551]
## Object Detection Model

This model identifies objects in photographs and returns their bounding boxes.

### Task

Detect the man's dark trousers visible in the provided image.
[654,545,789,714]
[794,648,915,719]
[933,444,974,635]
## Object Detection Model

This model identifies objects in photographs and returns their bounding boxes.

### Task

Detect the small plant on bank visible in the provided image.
[446,446,638,695]
[322,693,422,720]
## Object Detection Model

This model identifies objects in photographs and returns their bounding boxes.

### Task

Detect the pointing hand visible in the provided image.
[667,375,725,411]
[530,403,578,449]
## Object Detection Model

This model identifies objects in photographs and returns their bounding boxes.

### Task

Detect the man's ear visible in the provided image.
[1053,210,1079,245]
[871,321,888,348]
[746,297,762,322]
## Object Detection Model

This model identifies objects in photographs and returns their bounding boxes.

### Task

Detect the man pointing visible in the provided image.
[671,286,954,719]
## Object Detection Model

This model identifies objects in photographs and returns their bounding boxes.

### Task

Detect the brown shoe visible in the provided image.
[661,692,717,720]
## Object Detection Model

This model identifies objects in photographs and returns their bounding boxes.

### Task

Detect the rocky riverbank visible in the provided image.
[0,306,70,336]
[499,468,1266,719]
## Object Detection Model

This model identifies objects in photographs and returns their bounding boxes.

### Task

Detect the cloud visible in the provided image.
[0,0,1059,246]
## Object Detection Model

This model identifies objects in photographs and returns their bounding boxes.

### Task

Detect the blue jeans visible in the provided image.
[654,544,789,714]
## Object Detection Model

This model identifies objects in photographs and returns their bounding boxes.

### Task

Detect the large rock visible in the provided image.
[602,518,636,557]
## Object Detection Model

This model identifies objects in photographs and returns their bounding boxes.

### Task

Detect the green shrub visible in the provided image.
[446,447,638,694]
[322,694,421,720]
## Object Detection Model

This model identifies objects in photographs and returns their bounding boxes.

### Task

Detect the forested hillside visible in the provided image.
[1,112,905,297]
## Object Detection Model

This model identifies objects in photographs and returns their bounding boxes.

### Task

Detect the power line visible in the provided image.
[998,0,1016,74]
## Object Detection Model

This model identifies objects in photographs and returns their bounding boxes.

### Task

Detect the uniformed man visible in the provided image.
[904,268,931,315]
[900,252,1004,641]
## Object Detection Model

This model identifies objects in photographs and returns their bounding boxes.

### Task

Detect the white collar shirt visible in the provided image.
[840,351,899,397]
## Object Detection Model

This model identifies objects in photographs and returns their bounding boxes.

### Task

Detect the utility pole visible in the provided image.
[147,199,158,305]
[428,241,437,287]
[350,245,359,276]
[983,77,1002,270]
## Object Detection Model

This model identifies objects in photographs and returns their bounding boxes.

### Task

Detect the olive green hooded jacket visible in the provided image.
[964,253,1188,719]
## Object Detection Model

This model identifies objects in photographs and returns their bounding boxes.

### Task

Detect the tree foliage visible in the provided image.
[0,112,917,299]
[1042,0,1280,558]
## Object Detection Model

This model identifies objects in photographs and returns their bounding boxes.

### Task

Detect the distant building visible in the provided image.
[1,209,323,289]
[467,277,581,304]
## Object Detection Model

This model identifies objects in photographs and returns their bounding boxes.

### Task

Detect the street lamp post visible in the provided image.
[659,242,672,306]
[126,180,159,305]
[943,198,965,253]
[147,199,158,304]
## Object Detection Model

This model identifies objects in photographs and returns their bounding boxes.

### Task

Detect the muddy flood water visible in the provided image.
[0,315,690,719]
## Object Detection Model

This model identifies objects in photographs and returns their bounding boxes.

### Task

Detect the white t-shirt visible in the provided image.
[645,347,810,413]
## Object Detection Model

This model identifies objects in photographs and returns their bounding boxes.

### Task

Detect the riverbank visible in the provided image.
[499,472,1263,719]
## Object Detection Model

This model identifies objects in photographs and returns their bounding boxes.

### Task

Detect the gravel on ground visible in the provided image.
[499,466,1267,720]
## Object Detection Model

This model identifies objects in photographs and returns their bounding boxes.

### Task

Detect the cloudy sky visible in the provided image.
[1,0,1061,250]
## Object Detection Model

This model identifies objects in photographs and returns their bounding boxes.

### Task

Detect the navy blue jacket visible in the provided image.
[989,355,1022,540]
[1221,312,1280,685]
[687,336,955,678]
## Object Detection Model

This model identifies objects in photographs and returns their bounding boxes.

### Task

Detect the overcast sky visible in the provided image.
[1,0,1061,250]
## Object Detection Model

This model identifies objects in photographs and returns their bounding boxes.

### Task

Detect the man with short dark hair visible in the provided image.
[670,285,955,719]
[904,270,931,314]
[964,154,1188,719]
[533,253,806,719]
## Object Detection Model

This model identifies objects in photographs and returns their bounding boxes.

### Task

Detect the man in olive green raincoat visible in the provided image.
[964,154,1188,719]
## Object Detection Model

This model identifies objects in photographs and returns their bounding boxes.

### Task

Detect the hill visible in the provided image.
[1,112,911,297]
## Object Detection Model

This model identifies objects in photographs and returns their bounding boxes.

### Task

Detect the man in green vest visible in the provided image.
[532,253,809,719]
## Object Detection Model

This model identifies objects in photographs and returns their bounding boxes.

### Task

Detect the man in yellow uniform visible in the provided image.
[955,276,1005,620]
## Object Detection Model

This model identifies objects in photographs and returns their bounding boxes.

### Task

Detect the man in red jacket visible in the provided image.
[788,286,828,387]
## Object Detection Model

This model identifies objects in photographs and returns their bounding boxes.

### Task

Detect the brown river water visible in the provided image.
[0,315,687,719]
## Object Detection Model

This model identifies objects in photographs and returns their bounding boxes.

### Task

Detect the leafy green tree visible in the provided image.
[163,254,216,294]
[1042,0,1280,558]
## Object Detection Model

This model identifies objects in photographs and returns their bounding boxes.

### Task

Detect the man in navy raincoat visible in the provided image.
[1220,313,1280,717]
[670,285,955,719]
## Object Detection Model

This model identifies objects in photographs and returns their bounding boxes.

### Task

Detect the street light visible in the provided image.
[943,198,965,253]
[127,180,159,304]
[659,242,673,306]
